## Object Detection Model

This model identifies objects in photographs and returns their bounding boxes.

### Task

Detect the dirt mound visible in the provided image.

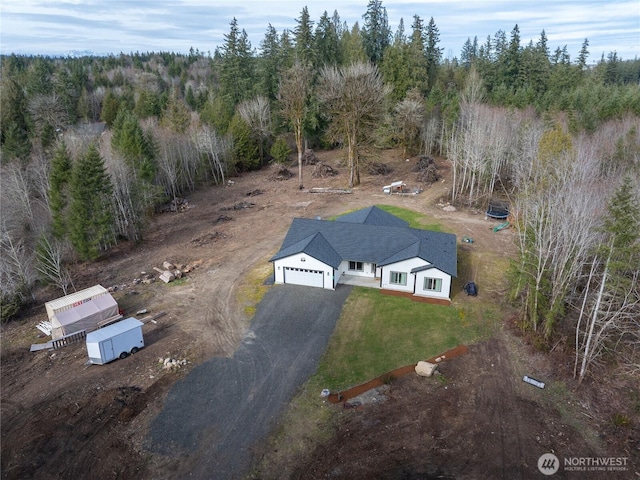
[269,164,294,181]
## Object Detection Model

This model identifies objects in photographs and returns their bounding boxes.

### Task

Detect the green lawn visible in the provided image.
[377,204,445,231]
[312,287,496,390]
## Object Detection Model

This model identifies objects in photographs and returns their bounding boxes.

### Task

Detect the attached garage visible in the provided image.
[284,267,324,288]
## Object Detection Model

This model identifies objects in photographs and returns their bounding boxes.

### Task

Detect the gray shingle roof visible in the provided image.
[270,232,342,268]
[336,205,409,228]
[271,207,457,277]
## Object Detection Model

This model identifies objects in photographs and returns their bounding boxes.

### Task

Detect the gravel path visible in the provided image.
[146,284,352,479]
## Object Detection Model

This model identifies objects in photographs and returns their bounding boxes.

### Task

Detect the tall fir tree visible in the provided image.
[111,109,157,182]
[49,142,73,239]
[257,24,282,100]
[220,18,255,107]
[314,11,341,67]
[68,144,114,260]
[361,0,391,65]
[294,7,315,66]
[425,17,443,90]
[407,15,429,95]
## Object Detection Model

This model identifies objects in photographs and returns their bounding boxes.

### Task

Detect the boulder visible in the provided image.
[415,361,437,377]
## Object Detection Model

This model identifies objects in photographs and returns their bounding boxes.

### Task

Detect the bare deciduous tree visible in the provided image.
[195,125,231,185]
[27,93,68,133]
[318,62,391,187]
[35,234,74,295]
[277,61,314,189]
[237,95,272,163]
[0,227,36,309]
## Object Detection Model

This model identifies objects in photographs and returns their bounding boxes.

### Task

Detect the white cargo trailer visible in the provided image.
[86,317,144,365]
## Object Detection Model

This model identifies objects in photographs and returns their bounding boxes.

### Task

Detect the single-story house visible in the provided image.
[270,206,457,305]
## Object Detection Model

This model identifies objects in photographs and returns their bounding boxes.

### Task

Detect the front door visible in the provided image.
[102,339,115,361]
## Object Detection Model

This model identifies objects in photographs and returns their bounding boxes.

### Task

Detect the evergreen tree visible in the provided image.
[100,90,121,127]
[460,36,478,69]
[576,39,590,75]
[294,7,315,66]
[257,24,282,100]
[505,24,522,88]
[340,22,368,65]
[53,68,79,125]
[49,142,73,239]
[314,11,341,67]
[219,18,255,107]
[161,90,191,134]
[0,78,31,162]
[111,109,157,182]
[228,113,260,171]
[361,0,391,65]
[407,15,429,95]
[381,18,411,102]
[425,17,443,90]
[602,176,640,285]
[68,144,114,260]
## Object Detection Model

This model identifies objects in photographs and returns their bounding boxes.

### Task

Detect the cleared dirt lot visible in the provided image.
[2,149,636,479]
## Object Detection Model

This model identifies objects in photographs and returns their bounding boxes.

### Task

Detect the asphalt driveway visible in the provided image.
[146,283,352,479]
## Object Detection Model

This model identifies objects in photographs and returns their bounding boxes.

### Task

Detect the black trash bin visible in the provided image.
[464,282,478,296]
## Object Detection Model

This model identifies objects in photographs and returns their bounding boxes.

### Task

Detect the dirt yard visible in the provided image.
[285,332,637,480]
[1,150,636,479]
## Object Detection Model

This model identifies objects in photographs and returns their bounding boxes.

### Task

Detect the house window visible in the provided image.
[424,277,442,292]
[349,261,364,272]
[390,271,407,286]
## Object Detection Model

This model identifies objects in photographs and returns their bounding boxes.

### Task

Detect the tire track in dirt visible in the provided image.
[471,338,526,479]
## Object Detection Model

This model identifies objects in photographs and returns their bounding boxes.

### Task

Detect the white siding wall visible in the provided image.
[380,258,428,293]
[414,268,452,300]
[273,254,334,290]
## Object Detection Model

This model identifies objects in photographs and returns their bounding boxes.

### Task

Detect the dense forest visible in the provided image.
[1,1,639,381]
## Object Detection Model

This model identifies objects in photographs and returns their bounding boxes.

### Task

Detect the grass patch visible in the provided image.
[166,277,188,287]
[313,287,495,391]
[376,204,444,231]
[237,261,274,317]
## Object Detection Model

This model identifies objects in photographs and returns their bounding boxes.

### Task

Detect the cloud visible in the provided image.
[0,0,637,59]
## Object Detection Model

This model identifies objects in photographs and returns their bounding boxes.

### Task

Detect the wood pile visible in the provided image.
[366,162,391,175]
[158,197,190,213]
[269,164,294,181]
[308,187,352,194]
[311,162,338,178]
[152,260,200,284]
[415,155,439,184]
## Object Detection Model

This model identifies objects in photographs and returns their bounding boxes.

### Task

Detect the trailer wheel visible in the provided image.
[131,347,139,354]
[119,352,128,359]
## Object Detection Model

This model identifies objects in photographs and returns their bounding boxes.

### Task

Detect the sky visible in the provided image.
[1,0,639,62]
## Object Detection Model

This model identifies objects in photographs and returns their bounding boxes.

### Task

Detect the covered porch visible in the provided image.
[338,274,381,288]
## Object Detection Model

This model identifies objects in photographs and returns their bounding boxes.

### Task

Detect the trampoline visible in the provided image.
[486,203,509,220]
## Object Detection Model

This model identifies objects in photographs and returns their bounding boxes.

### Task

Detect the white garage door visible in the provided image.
[284,267,324,288]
